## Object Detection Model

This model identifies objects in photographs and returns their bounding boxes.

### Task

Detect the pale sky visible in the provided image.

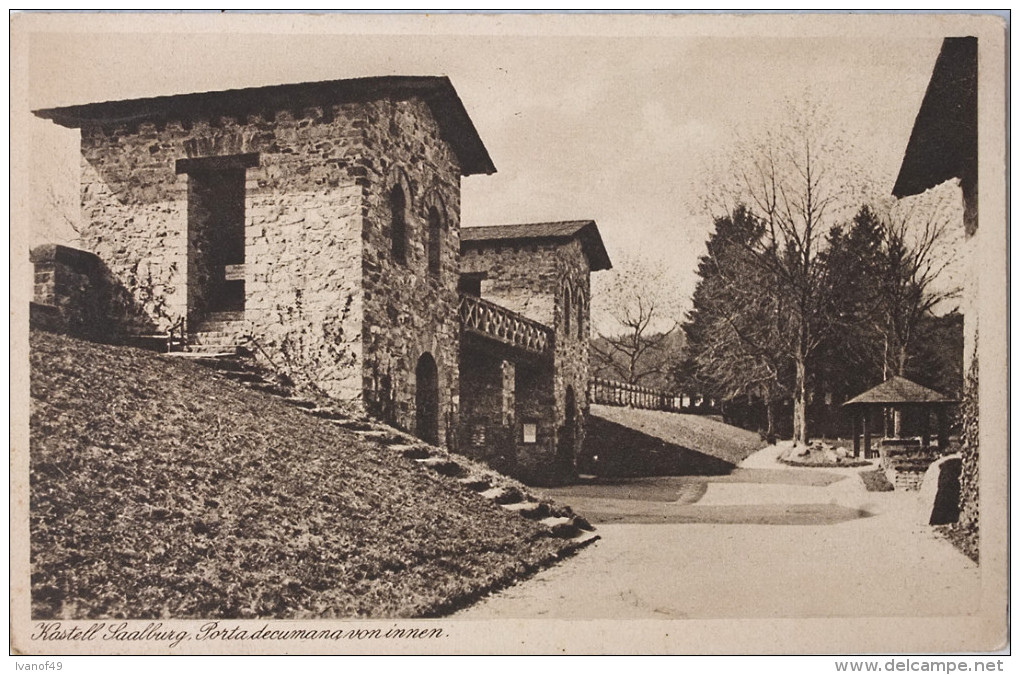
[18,13,962,327]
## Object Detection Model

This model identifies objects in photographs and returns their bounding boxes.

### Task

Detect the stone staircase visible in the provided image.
[187,312,247,355]
[165,351,599,548]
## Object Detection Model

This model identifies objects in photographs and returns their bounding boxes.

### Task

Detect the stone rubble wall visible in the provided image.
[890,468,927,492]
[357,98,462,444]
[510,361,558,484]
[460,238,593,483]
[460,244,558,326]
[958,350,979,534]
[458,345,518,474]
[551,239,593,479]
[76,97,462,407]
[29,243,148,340]
[79,151,190,331]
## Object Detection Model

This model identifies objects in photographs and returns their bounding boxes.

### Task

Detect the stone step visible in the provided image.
[188,343,240,353]
[358,430,411,445]
[306,408,350,421]
[206,311,245,322]
[189,331,239,342]
[333,419,378,432]
[563,530,600,547]
[183,345,240,356]
[163,351,238,361]
[386,442,424,453]
[195,320,245,333]
[539,516,580,539]
[415,456,466,477]
[187,355,251,371]
[398,445,432,460]
[502,501,550,519]
[457,476,491,492]
[572,514,594,532]
[221,370,265,384]
[480,486,524,505]
[247,381,293,397]
[282,397,318,410]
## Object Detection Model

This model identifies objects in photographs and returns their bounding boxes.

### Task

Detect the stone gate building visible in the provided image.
[32,75,611,484]
[458,222,611,482]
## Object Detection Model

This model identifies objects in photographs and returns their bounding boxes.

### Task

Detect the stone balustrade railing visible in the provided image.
[457,294,552,356]
[588,376,717,413]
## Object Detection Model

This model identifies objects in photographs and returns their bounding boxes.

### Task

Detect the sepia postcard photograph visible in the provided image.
[9,11,1009,659]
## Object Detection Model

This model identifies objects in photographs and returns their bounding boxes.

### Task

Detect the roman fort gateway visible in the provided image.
[31,75,612,485]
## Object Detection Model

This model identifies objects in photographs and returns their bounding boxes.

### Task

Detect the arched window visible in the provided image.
[576,291,585,339]
[390,184,407,265]
[563,284,572,337]
[427,206,442,277]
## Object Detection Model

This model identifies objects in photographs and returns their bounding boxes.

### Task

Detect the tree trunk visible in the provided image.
[765,397,777,444]
[892,345,908,437]
[793,350,808,445]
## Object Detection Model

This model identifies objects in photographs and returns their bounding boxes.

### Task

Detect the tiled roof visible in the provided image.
[843,376,955,406]
[461,220,612,271]
[33,76,496,176]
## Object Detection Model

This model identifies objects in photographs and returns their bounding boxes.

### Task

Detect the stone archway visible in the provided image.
[415,353,440,445]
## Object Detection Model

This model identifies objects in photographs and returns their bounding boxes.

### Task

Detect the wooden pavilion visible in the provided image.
[843,376,956,459]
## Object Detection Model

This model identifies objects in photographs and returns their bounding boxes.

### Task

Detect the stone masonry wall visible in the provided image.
[958,349,979,537]
[458,344,517,474]
[461,238,593,482]
[551,239,593,478]
[79,144,189,332]
[357,98,462,444]
[78,106,370,400]
[77,97,461,407]
[460,243,557,325]
[29,243,144,341]
[512,361,558,484]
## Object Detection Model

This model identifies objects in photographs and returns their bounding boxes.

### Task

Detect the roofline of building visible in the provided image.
[461,220,613,271]
[892,37,977,198]
[842,376,956,407]
[32,75,496,177]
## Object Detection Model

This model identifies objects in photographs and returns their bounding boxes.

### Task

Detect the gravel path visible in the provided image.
[454,444,979,619]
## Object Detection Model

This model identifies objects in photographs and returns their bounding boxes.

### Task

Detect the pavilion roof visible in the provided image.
[843,376,956,407]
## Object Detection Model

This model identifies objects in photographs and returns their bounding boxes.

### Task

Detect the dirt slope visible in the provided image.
[28,330,574,620]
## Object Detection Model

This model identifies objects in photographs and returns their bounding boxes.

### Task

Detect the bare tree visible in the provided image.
[712,101,862,444]
[591,255,682,386]
[874,194,962,435]
[876,194,961,380]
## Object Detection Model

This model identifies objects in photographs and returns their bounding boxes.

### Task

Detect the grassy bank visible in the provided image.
[29,330,577,619]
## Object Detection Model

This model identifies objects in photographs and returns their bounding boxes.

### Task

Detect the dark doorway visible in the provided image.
[415,353,440,445]
[187,168,246,323]
[457,273,484,297]
[559,386,577,471]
